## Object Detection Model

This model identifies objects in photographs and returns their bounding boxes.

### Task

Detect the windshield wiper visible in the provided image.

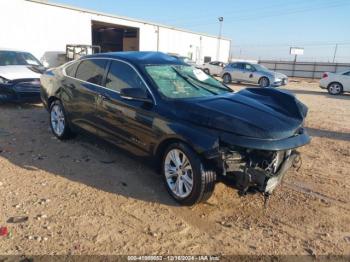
[186,74,232,92]
[171,67,218,95]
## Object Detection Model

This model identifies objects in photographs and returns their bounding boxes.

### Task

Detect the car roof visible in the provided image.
[86,51,186,66]
[0,48,30,53]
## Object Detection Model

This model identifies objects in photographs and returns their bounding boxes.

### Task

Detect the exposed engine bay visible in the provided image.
[214,147,301,196]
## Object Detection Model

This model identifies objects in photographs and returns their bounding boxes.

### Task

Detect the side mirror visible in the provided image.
[120,88,153,103]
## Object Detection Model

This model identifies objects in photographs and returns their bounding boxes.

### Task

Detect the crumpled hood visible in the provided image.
[174,88,307,140]
[0,65,41,80]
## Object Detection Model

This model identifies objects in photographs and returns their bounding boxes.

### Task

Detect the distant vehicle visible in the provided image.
[221,62,288,88]
[319,71,350,95]
[201,61,226,76]
[0,49,44,103]
[40,51,310,206]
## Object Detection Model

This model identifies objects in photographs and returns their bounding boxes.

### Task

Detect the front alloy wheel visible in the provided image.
[223,74,232,84]
[259,77,270,88]
[162,143,216,206]
[50,100,72,140]
[164,149,194,199]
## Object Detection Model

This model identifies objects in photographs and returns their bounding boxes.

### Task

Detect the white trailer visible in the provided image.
[0,0,231,67]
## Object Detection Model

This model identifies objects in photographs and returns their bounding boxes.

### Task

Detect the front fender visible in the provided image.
[154,122,220,157]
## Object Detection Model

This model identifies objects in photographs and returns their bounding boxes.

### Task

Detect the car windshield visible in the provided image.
[0,51,42,66]
[146,65,232,99]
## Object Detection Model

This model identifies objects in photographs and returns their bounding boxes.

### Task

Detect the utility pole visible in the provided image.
[156,26,160,52]
[332,44,338,63]
[216,17,224,61]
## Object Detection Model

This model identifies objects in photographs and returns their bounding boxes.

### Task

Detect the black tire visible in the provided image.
[327,82,343,95]
[161,142,216,206]
[203,68,210,75]
[49,100,73,140]
[259,77,270,88]
[223,73,232,84]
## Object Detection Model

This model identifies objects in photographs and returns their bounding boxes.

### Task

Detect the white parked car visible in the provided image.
[201,61,226,76]
[320,71,350,95]
[0,49,45,102]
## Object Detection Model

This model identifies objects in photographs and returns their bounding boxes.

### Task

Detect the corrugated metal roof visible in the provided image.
[25,0,231,42]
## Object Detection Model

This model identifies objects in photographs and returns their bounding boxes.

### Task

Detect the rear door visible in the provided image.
[231,63,245,81]
[95,60,157,156]
[63,58,108,134]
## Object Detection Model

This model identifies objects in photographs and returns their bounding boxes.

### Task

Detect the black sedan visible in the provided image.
[0,50,44,103]
[40,52,310,206]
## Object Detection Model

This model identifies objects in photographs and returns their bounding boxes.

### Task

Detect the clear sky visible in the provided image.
[51,0,350,62]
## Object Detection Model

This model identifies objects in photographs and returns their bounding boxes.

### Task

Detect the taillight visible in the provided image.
[322,73,328,78]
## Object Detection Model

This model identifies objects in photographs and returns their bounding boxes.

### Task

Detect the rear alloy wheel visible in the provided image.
[259,77,270,88]
[223,74,232,84]
[50,100,72,140]
[162,143,216,206]
[328,82,343,95]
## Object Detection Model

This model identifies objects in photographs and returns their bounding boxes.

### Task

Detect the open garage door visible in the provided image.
[92,21,140,53]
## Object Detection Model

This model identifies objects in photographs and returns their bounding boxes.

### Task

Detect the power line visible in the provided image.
[232,42,350,47]
[181,1,350,28]
[157,0,309,24]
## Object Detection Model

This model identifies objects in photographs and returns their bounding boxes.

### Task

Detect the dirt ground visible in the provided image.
[0,79,349,256]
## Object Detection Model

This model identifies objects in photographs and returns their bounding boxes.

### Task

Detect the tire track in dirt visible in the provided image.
[284,181,350,212]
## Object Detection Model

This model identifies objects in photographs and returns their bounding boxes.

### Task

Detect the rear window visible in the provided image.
[75,59,107,85]
[65,61,80,77]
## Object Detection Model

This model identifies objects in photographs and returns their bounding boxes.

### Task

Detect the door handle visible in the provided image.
[98,94,111,101]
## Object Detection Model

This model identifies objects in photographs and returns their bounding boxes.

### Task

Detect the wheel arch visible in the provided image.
[259,76,270,82]
[222,72,232,82]
[327,81,343,89]
[153,131,220,165]
[48,96,60,108]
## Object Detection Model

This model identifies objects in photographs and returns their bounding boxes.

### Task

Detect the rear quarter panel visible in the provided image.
[40,68,64,109]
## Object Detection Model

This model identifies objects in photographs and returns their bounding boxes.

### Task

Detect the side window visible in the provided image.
[65,61,79,77]
[232,63,243,69]
[344,71,350,76]
[105,61,147,92]
[75,59,107,85]
[244,64,254,71]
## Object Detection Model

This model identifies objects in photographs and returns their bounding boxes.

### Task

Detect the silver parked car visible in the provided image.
[319,71,350,95]
[201,61,226,76]
[221,62,288,87]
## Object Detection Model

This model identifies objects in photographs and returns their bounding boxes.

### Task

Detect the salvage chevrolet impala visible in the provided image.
[40,52,310,206]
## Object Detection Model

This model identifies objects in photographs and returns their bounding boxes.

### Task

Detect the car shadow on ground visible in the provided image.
[307,128,350,142]
[0,106,245,207]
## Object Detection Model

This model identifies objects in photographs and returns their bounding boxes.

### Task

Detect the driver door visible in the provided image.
[241,63,256,83]
[95,60,157,156]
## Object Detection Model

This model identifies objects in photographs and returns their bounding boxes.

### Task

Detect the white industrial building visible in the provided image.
[0,0,231,67]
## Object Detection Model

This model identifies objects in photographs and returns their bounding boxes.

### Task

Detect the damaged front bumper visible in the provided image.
[208,146,302,196]
[203,129,310,196]
[205,129,310,196]
[0,80,41,103]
